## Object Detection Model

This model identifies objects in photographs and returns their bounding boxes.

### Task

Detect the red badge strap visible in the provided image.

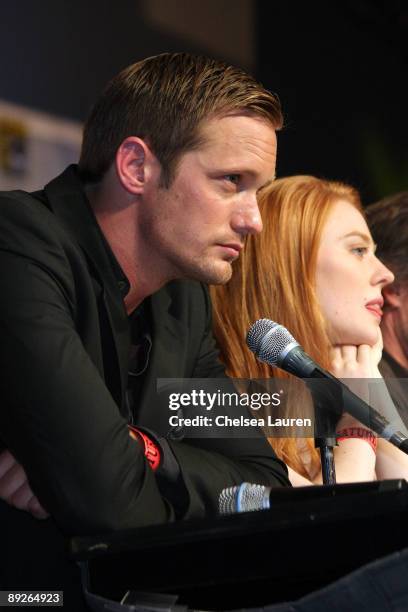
[128,425,161,471]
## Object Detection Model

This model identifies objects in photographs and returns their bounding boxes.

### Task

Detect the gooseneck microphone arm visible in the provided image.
[246,319,408,457]
[280,343,402,441]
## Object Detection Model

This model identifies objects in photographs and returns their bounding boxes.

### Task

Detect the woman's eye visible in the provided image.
[352,246,368,257]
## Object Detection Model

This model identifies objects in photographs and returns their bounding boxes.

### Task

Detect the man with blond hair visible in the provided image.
[0,53,287,603]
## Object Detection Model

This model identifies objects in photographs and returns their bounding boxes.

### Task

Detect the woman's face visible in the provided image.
[315,199,394,346]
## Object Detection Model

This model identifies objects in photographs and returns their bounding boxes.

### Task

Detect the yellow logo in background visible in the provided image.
[0,117,27,174]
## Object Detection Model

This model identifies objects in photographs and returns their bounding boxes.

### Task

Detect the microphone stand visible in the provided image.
[313,401,337,485]
[306,378,343,485]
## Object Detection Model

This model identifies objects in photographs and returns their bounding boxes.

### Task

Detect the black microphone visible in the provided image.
[246,319,408,453]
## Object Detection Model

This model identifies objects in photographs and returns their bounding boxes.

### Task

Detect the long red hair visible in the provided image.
[211,175,363,478]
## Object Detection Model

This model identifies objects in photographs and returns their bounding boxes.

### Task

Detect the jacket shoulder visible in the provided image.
[0,188,64,243]
[0,188,82,256]
[0,189,86,310]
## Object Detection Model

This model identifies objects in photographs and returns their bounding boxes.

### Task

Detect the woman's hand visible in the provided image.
[327,344,378,479]
[330,328,384,404]
[330,344,373,408]
[330,328,383,380]
[370,328,384,378]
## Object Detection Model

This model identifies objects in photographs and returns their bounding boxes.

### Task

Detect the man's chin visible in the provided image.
[197,261,233,285]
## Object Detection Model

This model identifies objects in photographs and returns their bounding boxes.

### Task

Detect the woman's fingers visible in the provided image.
[356,344,371,364]
[371,328,383,369]
[339,345,357,362]
[331,344,375,378]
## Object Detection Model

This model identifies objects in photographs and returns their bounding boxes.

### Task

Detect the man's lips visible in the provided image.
[365,299,384,319]
[217,243,243,258]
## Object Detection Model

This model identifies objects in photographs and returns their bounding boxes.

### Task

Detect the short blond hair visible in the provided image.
[79,52,283,186]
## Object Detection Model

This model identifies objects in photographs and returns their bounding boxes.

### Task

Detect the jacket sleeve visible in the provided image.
[0,249,174,536]
[161,283,290,517]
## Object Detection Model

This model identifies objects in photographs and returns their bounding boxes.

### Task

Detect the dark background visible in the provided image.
[258,1,408,203]
[1,0,406,203]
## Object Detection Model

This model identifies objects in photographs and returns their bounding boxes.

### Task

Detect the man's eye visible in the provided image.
[224,174,240,185]
[352,247,368,257]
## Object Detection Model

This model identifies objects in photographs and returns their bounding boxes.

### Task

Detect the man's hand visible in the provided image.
[0,450,49,519]
[0,428,139,520]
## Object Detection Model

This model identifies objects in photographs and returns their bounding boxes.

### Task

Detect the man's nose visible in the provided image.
[230,196,263,236]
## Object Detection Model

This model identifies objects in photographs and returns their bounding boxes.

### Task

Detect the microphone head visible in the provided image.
[219,483,271,514]
[246,319,298,366]
[246,318,277,353]
[219,485,239,515]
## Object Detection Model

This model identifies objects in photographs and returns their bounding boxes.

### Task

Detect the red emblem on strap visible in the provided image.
[128,425,161,471]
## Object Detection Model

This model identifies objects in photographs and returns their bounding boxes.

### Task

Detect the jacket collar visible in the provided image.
[43,165,129,295]
[43,164,131,408]
[43,165,188,411]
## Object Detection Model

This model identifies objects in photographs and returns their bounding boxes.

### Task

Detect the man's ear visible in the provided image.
[383,283,402,309]
[115,136,159,194]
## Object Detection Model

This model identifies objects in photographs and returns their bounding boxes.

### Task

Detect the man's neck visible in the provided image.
[84,180,166,313]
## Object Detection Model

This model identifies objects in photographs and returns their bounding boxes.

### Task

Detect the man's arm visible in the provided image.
[0,251,289,528]
[159,283,290,515]
[0,250,173,535]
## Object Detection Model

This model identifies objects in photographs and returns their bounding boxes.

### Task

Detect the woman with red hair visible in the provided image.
[211,175,408,484]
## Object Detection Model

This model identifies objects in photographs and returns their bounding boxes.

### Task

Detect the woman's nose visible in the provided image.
[373,256,395,287]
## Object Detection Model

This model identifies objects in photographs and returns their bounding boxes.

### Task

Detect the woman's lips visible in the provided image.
[365,303,383,319]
